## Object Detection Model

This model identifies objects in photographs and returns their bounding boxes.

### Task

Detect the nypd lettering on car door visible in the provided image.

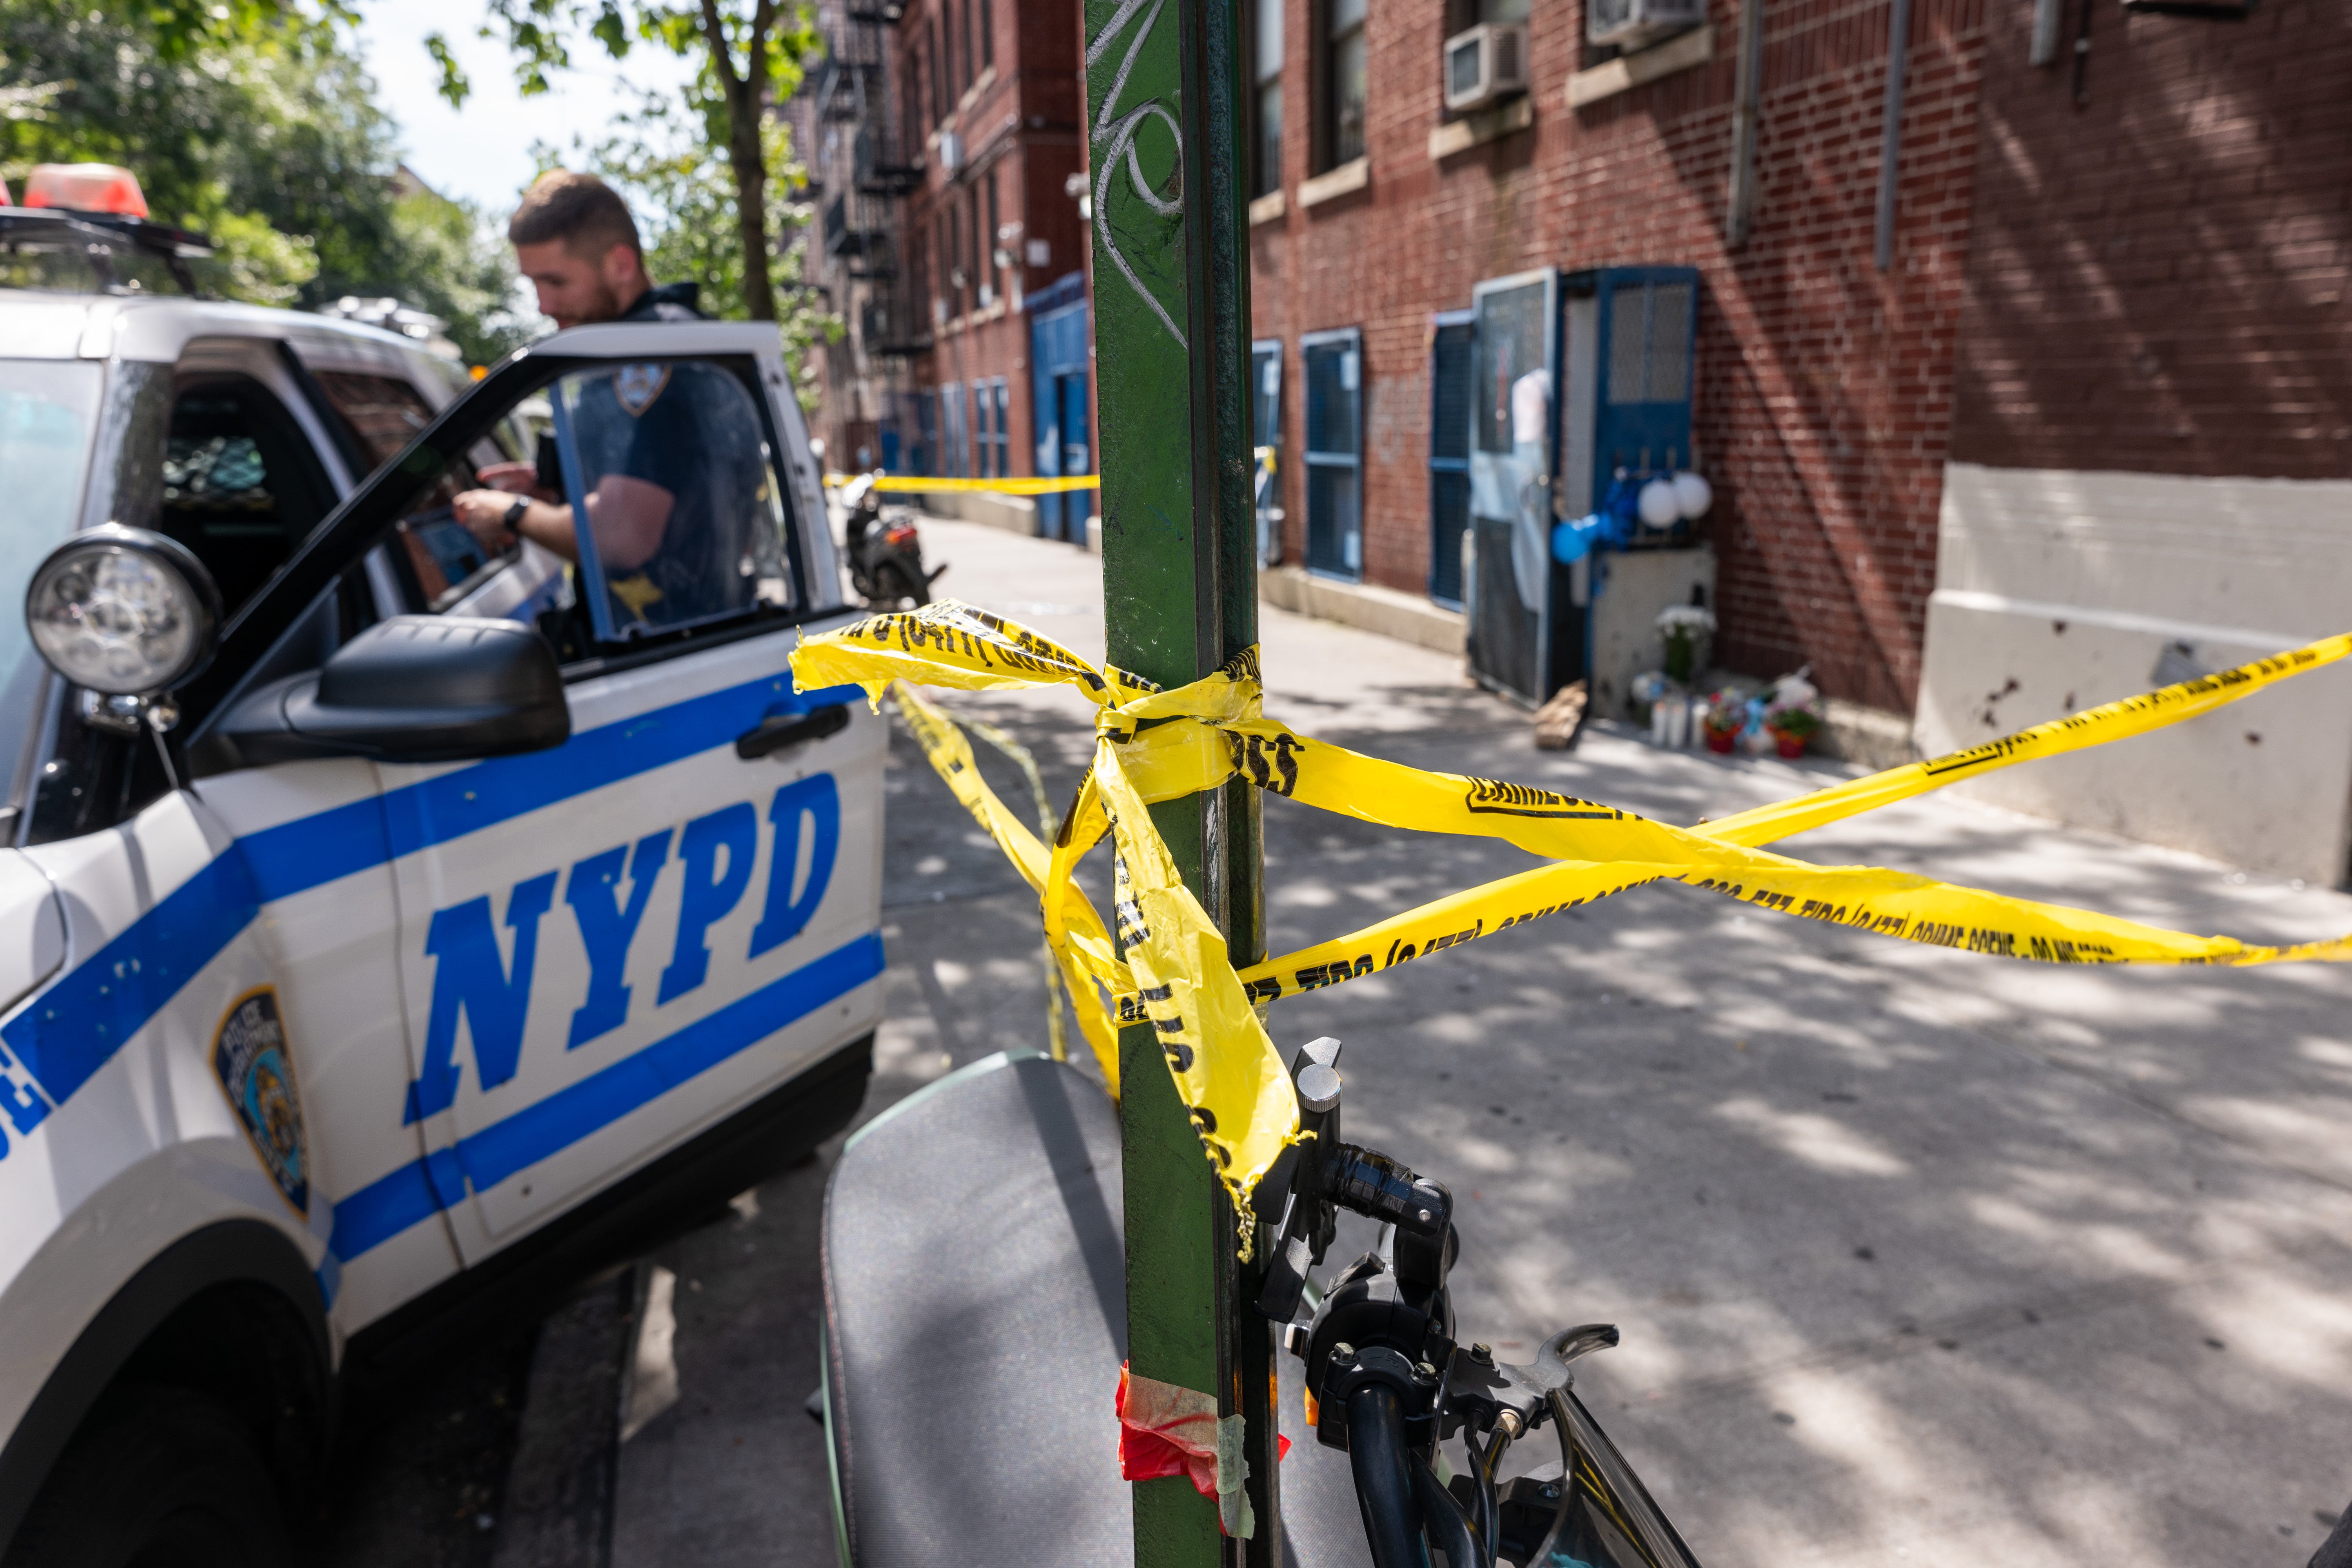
[357,666,884,1278]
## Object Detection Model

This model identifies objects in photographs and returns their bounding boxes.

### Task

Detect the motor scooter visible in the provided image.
[818,1038,1698,1567]
[837,469,944,609]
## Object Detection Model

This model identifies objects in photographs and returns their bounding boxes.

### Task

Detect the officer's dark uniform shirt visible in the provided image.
[534,283,767,631]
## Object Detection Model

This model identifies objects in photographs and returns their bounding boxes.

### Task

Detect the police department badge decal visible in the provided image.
[615,362,670,416]
[212,988,308,1214]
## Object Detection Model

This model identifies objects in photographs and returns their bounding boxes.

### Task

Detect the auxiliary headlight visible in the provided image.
[25,525,221,696]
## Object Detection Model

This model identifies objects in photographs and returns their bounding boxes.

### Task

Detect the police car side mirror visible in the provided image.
[217,615,569,767]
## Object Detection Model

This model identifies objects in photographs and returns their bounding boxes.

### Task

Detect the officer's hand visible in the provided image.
[452,489,521,550]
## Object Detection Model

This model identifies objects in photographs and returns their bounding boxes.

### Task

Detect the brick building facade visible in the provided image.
[800,0,1096,537]
[1947,0,2349,482]
[1247,0,1993,715]
[1243,0,2345,723]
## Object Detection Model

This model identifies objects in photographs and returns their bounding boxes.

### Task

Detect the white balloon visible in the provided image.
[1671,470,1713,520]
[1637,477,1680,530]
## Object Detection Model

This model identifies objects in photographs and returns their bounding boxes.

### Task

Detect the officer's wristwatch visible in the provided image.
[501,494,530,539]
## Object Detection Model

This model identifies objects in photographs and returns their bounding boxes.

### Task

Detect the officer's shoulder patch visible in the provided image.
[615,362,671,417]
[212,987,308,1216]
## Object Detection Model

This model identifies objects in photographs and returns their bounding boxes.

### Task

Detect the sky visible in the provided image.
[353,0,701,213]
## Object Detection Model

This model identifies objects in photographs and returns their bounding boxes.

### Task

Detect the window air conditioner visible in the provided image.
[1586,0,1706,51]
[1443,23,1529,113]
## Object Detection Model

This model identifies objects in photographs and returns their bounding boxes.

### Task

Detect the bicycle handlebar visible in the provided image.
[1345,1385,1431,1568]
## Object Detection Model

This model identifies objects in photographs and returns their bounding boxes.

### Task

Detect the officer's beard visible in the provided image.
[577,277,629,325]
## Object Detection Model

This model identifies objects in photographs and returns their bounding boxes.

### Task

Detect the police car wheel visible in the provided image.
[7,1387,292,1568]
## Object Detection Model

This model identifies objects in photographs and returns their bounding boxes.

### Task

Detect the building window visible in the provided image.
[930,15,946,121]
[973,377,1010,477]
[1251,340,1283,564]
[915,389,938,477]
[1447,0,1528,26]
[1301,328,1363,580]
[942,382,969,478]
[960,0,976,93]
[979,0,994,71]
[971,187,987,308]
[1250,0,1284,197]
[972,379,993,478]
[947,197,964,317]
[907,47,925,146]
[927,207,946,319]
[982,169,1000,306]
[1323,0,1367,170]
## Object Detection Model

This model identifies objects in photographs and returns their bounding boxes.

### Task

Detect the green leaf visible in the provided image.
[425,32,472,108]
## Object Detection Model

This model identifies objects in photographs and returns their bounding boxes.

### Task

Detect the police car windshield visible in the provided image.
[0,360,102,815]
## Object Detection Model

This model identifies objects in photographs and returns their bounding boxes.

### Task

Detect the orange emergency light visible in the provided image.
[22,164,151,219]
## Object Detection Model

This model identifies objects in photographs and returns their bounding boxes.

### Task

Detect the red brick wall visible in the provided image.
[1949,0,2352,480]
[1250,0,1989,711]
[889,0,1091,481]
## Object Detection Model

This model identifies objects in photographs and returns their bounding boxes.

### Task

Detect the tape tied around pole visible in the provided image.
[1116,1364,1283,1538]
[791,603,2352,1218]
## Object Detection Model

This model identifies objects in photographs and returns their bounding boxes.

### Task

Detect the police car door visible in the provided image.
[376,327,881,1262]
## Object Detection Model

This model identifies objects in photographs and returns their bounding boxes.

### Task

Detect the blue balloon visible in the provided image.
[1552,515,1601,564]
[1595,474,1642,549]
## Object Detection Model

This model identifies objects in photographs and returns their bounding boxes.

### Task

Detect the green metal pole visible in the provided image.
[1082,0,1273,1562]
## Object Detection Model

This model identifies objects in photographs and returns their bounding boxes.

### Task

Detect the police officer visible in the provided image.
[453,171,761,630]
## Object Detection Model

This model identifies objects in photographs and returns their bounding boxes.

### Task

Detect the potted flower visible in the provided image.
[1701,691,1744,754]
[1655,604,1715,686]
[1765,704,1820,759]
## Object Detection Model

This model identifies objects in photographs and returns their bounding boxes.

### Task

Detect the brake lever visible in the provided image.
[1524,1323,1620,1393]
[1445,1323,1620,1442]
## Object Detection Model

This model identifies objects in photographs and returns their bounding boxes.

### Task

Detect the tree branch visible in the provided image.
[698,0,742,91]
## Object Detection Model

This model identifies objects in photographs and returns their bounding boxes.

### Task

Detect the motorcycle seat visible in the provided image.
[821,1051,1131,1566]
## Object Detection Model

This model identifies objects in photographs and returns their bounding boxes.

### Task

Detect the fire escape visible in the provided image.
[815,4,928,364]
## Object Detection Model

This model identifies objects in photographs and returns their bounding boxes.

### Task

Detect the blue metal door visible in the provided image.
[1583,268,1698,517]
[1055,374,1093,543]
[1027,272,1091,543]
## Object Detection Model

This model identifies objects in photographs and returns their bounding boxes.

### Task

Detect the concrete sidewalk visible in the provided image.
[604,518,2352,1566]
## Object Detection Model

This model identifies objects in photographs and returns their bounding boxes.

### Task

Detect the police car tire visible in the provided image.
[5,1387,291,1568]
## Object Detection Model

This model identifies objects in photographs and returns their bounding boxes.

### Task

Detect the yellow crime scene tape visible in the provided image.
[824,472,1102,494]
[790,604,2352,1221]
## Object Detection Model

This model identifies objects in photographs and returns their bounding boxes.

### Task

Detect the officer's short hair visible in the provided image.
[509,171,642,261]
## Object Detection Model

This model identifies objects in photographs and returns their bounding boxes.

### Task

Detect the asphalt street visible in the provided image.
[357,515,2352,1566]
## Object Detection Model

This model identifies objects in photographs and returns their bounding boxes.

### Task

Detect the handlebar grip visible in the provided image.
[1345,1385,1432,1568]
[1327,1144,1450,1237]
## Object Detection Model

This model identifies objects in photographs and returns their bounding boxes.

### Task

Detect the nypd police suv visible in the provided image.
[0,171,882,1560]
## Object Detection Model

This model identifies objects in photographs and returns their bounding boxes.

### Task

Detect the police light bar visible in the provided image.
[22,163,150,219]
